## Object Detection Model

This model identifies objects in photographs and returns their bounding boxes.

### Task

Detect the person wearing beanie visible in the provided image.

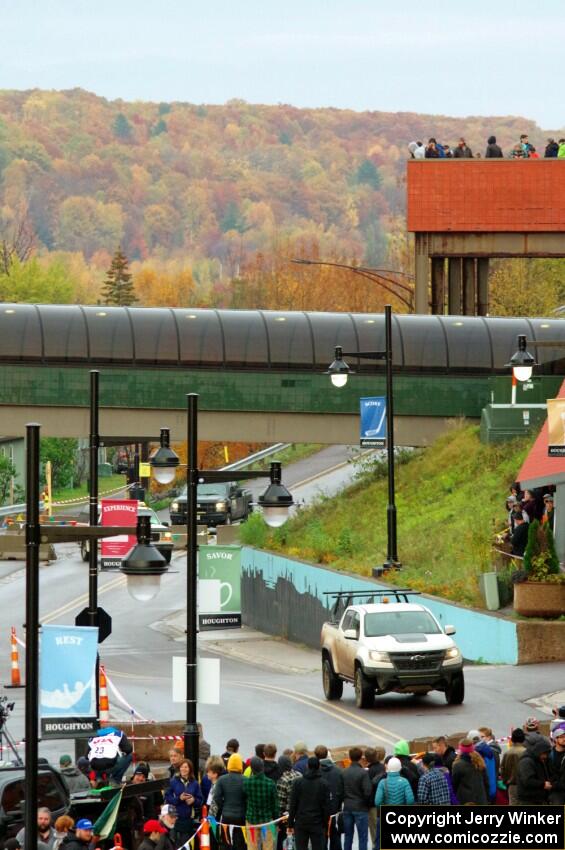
[288,756,330,850]
[501,729,526,805]
[548,726,565,805]
[213,753,247,850]
[452,740,489,804]
[59,755,90,794]
[551,707,565,736]
[517,735,552,804]
[375,758,414,806]
[342,747,373,850]
[387,741,419,794]
[245,756,279,850]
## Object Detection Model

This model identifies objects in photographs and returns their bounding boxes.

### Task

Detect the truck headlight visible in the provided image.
[444,647,462,662]
[369,651,390,662]
[216,501,227,510]
[171,502,179,512]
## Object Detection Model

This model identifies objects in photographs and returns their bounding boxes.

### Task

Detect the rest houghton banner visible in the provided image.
[198,544,241,630]
[547,398,565,456]
[40,624,99,738]
[100,498,138,569]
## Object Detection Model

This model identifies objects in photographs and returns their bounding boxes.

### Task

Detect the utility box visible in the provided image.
[479,572,500,611]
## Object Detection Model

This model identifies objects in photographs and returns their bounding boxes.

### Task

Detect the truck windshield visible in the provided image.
[364,611,441,637]
[197,484,227,497]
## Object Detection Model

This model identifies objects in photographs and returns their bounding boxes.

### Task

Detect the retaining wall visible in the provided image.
[241,548,519,665]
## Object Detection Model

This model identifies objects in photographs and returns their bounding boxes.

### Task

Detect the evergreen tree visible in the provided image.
[356,159,382,189]
[101,247,136,306]
[113,112,132,139]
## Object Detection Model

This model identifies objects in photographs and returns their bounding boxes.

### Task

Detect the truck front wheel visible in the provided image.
[354,666,374,709]
[445,672,465,705]
[322,658,343,701]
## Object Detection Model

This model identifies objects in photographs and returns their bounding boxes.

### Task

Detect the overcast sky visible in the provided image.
[3,0,563,128]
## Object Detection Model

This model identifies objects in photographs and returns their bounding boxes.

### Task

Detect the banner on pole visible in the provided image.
[100,498,138,569]
[172,656,220,705]
[547,398,565,456]
[40,624,99,738]
[360,397,387,447]
[198,545,242,629]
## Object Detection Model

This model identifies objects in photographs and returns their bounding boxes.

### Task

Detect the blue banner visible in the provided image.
[40,624,99,738]
[360,396,387,447]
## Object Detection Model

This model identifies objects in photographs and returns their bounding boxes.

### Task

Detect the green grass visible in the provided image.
[239,423,534,608]
[245,443,325,471]
[52,474,127,505]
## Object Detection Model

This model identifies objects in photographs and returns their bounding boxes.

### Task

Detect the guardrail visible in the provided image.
[220,443,290,471]
[0,443,292,520]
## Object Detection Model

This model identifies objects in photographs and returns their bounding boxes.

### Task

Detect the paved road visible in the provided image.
[0,544,562,765]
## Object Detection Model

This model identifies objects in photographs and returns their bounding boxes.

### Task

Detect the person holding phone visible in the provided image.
[165,758,203,845]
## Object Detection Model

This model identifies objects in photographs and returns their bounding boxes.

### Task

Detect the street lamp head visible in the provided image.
[326,346,353,388]
[150,428,180,484]
[506,335,537,382]
[120,515,168,602]
[258,462,294,528]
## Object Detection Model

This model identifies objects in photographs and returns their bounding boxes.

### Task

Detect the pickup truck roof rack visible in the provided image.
[323,589,421,619]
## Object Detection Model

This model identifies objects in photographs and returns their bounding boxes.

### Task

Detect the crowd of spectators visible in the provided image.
[499,482,555,558]
[408,134,565,160]
[13,711,565,850]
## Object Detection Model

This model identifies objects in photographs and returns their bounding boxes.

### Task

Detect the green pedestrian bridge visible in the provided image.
[0,304,561,444]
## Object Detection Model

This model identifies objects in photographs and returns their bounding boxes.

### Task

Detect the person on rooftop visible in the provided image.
[453,138,473,158]
[558,139,565,159]
[545,139,559,158]
[425,139,439,159]
[485,136,503,158]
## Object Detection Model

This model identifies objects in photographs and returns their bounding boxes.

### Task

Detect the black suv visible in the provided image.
[0,766,69,848]
[170,482,253,527]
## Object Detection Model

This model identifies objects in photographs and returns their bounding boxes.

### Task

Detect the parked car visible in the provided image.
[0,764,68,848]
[170,482,253,527]
[79,503,174,564]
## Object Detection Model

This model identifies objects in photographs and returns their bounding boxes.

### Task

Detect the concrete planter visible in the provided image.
[513,581,565,618]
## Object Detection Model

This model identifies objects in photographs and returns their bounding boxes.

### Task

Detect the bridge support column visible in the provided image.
[463,258,476,315]
[477,258,489,316]
[431,258,445,315]
[447,258,462,314]
[415,234,430,314]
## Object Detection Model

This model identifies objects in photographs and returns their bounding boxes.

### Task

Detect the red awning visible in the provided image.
[517,379,565,489]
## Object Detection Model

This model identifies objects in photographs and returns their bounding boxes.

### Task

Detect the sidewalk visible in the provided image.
[152,609,319,674]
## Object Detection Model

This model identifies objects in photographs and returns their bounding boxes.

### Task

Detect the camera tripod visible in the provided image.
[0,716,24,766]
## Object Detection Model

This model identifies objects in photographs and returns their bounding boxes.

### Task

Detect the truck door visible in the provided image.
[229,485,241,519]
[335,609,354,676]
[340,611,360,679]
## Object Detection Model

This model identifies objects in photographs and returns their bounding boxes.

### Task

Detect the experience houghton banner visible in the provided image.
[100,498,138,569]
[40,624,99,738]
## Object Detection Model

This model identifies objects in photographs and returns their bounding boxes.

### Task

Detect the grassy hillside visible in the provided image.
[240,423,534,608]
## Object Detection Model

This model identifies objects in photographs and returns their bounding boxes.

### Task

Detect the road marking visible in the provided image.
[42,575,125,624]
[249,680,401,741]
[235,680,398,746]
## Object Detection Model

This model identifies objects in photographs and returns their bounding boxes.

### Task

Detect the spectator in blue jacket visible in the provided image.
[165,759,203,845]
[375,758,414,806]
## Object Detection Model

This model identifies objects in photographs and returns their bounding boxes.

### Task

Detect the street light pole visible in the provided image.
[89,370,99,627]
[24,423,41,850]
[383,305,399,570]
[184,393,200,772]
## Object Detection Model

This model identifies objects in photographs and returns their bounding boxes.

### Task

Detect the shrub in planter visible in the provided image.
[513,520,565,617]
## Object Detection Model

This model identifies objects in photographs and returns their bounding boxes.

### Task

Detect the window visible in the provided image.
[364,610,442,637]
[37,773,67,811]
[1,779,24,814]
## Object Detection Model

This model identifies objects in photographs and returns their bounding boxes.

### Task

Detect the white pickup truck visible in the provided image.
[320,592,464,709]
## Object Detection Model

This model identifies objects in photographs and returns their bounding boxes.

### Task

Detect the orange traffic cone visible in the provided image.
[200,806,210,850]
[99,665,110,722]
[5,627,23,688]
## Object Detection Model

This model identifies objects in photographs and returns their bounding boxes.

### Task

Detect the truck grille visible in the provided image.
[389,651,444,672]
